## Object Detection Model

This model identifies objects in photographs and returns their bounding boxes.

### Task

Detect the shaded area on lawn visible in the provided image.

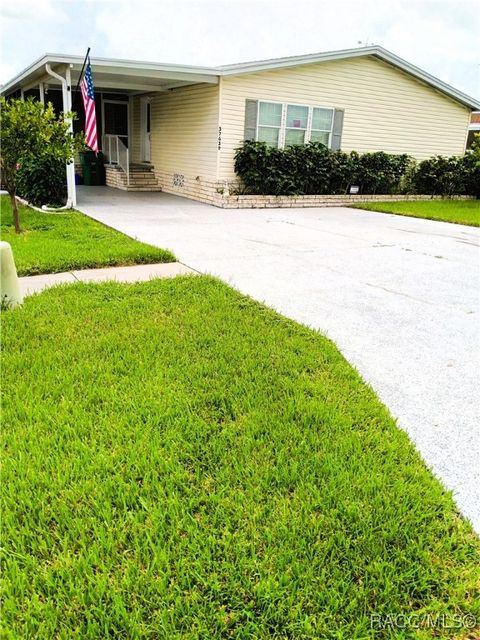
[351,199,480,226]
[0,196,175,275]
[2,277,479,639]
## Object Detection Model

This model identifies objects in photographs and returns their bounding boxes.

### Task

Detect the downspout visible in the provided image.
[45,63,76,208]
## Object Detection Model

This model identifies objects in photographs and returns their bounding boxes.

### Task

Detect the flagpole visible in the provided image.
[73,47,91,109]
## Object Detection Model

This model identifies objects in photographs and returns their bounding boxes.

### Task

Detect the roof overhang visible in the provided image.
[218,45,480,111]
[0,53,219,96]
[1,47,479,110]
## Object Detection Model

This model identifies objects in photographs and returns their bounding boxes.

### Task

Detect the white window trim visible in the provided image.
[256,100,283,146]
[256,100,334,149]
[310,106,334,147]
[284,102,309,146]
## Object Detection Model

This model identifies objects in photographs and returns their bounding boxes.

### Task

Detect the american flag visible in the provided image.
[80,59,98,152]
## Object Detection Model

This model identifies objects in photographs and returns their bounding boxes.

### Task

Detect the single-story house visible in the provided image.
[1,45,479,207]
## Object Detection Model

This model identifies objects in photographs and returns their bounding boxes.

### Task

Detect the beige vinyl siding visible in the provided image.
[219,56,471,181]
[150,83,219,180]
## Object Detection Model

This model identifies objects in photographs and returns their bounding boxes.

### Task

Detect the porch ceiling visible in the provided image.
[0,53,219,96]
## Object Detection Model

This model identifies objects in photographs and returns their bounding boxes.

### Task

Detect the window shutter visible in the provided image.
[331,108,344,151]
[244,99,258,140]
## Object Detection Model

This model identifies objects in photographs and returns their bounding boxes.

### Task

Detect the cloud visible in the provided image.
[1,0,479,98]
[91,0,479,97]
[0,0,67,22]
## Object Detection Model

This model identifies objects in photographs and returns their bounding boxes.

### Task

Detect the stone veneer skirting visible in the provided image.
[103,169,476,208]
[154,170,219,204]
[217,193,475,208]
[153,171,475,207]
[105,166,126,189]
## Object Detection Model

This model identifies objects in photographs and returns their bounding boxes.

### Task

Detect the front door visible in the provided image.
[141,99,151,162]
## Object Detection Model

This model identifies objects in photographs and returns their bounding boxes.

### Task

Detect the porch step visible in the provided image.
[130,162,153,171]
[124,186,163,192]
[105,164,162,192]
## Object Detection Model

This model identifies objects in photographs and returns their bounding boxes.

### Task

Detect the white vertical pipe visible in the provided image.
[45,64,76,208]
[65,65,76,207]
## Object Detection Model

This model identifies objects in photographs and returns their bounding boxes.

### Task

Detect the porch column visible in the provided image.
[45,63,76,208]
[65,65,76,208]
[39,83,45,105]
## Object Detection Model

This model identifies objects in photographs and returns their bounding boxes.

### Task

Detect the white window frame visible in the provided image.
[310,106,334,147]
[255,100,334,149]
[284,102,310,147]
[256,100,284,147]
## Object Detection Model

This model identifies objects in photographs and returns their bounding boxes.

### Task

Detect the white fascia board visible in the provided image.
[0,53,219,95]
[217,46,377,73]
[217,45,480,111]
[2,47,479,110]
[0,54,52,95]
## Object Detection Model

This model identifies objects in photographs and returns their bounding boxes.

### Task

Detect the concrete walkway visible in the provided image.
[19,262,196,297]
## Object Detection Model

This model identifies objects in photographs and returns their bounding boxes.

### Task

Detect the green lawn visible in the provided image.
[0,196,175,275]
[351,199,480,226]
[2,277,479,639]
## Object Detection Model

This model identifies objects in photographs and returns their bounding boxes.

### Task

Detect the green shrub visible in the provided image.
[16,155,67,207]
[462,152,480,197]
[353,151,412,194]
[410,155,462,196]
[235,141,479,197]
[234,141,413,196]
[409,153,480,197]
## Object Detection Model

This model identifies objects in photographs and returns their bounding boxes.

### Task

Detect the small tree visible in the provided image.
[0,97,85,233]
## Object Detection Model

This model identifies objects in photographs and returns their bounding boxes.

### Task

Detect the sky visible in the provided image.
[0,0,479,100]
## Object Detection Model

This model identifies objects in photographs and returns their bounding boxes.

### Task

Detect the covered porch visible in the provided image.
[1,54,219,205]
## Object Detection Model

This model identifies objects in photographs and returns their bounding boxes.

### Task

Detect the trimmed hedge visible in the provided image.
[234,140,480,197]
[410,153,480,197]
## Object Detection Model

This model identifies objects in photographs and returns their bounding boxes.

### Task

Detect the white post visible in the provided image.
[65,66,76,208]
[20,88,24,101]
[39,83,45,105]
[44,64,76,209]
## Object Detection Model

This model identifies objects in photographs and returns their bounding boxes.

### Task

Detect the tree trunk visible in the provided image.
[9,192,21,234]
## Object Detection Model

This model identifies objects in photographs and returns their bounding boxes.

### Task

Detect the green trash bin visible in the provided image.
[80,151,95,186]
[80,151,104,186]
[96,152,106,186]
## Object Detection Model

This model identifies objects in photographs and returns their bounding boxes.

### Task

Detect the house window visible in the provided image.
[255,101,334,148]
[285,104,308,146]
[257,102,283,147]
[310,107,333,146]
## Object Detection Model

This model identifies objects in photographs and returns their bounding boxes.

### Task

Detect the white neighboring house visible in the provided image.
[2,46,479,206]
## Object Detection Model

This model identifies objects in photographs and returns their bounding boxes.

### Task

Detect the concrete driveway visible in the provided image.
[78,186,480,533]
